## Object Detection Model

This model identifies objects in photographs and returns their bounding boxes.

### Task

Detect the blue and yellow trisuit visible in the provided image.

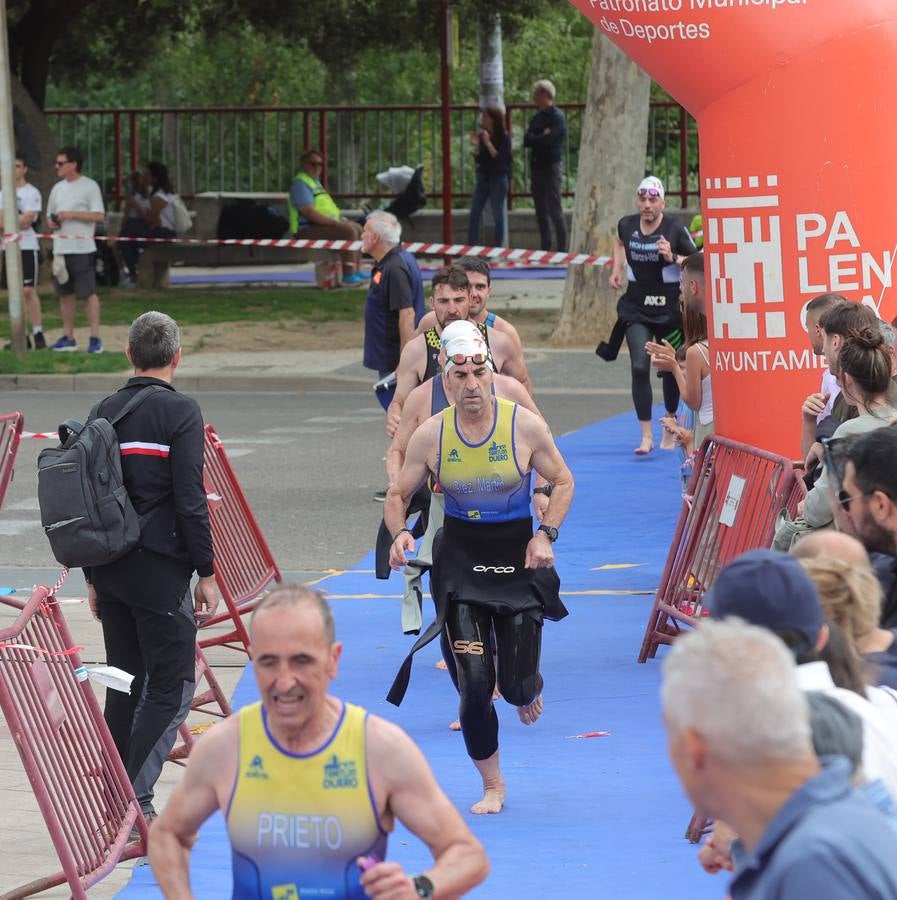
[226,700,387,899]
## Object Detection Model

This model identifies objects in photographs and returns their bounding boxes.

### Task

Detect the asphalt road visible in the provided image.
[0,363,633,584]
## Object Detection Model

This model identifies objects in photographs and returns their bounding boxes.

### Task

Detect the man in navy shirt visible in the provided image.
[362,211,425,380]
[663,617,897,900]
[523,79,567,252]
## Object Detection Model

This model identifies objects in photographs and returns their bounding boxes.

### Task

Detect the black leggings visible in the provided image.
[440,601,543,760]
[625,321,680,421]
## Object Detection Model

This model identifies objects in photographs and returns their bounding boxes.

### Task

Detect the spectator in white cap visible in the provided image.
[607,175,697,455]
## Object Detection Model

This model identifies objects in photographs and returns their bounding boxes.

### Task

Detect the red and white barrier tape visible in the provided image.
[2,231,612,268]
[21,431,59,439]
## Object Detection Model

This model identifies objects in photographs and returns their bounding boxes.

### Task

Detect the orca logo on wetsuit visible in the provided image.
[472,565,516,574]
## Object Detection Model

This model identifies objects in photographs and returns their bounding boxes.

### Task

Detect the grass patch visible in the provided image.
[0,286,366,336]
[0,349,130,374]
[0,285,366,373]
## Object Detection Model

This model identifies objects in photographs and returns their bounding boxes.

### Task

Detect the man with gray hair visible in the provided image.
[87,311,219,822]
[361,210,426,391]
[663,618,897,898]
[523,79,567,252]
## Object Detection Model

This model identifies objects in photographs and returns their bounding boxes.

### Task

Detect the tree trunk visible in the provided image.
[551,29,650,345]
[11,75,58,203]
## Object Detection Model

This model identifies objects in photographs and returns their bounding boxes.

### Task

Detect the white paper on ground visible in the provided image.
[87,666,134,694]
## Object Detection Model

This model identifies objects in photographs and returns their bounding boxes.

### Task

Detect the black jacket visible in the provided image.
[89,376,214,577]
[523,105,567,170]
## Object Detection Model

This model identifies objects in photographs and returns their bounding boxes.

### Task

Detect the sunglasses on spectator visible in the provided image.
[637,188,661,199]
[447,353,489,366]
[54,159,70,167]
[837,489,873,510]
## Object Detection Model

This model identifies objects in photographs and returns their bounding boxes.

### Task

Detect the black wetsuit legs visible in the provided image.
[442,601,543,760]
[625,321,680,421]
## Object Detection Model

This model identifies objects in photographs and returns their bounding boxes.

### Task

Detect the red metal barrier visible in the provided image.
[0,411,23,511]
[199,424,282,654]
[168,643,232,764]
[0,587,147,899]
[638,436,798,663]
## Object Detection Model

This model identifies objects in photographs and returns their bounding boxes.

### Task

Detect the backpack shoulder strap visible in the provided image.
[108,384,168,427]
[87,384,168,427]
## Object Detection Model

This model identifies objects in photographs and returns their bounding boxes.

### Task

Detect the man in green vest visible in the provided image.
[288,148,366,285]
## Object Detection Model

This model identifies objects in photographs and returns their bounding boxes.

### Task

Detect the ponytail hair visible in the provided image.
[837,324,892,401]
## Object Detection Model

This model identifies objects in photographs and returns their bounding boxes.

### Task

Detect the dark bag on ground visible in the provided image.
[37,386,165,567]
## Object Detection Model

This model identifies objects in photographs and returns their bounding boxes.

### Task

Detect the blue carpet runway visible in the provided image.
[118,408,723,899]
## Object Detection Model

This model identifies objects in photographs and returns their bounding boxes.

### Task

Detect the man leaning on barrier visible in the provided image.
[86,311,219,822]
[149,584,488,899]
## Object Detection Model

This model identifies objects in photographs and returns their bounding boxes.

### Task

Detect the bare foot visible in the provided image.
[635,437,654,455]
[517,695,543,726]
[659,429,677,451]
[448,719,461,731]
[435,659,448,670]
[470,778,505,815]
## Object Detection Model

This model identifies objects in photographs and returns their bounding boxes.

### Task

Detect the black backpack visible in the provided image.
[37,386,165,568]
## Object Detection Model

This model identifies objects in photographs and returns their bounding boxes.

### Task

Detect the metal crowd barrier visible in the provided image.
[199,424,282,654]
[0,411,23,511]
[638,436,798,663]
[168,643,232,764]
[0,587,147,899]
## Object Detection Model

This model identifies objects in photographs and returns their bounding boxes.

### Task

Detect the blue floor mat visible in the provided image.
[117,407,722,899]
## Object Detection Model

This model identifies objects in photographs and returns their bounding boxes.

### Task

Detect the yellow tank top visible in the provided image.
[227,701,387,899]
[438,396,532,522]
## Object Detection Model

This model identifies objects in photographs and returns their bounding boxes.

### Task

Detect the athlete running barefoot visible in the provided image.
[609,176,696,455]
[385,336,573,815]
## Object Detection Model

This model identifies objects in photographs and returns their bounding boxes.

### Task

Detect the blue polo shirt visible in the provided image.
[729,757,897,899]
[363,245,425,373]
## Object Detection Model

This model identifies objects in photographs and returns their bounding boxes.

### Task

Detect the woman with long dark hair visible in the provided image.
[648,252,713,446]
[467,107,512,247]
[143,161,176,237]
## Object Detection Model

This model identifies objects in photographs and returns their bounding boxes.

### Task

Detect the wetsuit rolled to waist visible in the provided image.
[387,516,566,706]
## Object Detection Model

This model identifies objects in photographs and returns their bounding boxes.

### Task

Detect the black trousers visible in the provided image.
[92,547,196,813]
[531,163,567,252]
[440,601,543,760]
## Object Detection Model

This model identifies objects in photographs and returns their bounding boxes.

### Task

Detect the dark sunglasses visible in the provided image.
[54,159,70,167]
[447,353,489,366]
[837,489,872,511]
[638,188,661,199]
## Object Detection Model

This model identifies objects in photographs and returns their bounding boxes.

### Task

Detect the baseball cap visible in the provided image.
[440,320,492,372]
[704,549,824,650]
[637,176,665,199]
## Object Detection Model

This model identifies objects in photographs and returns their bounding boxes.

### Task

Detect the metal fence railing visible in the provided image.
[45,102,699,209]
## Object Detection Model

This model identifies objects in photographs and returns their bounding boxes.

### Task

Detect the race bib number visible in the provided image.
[643,295,667,307]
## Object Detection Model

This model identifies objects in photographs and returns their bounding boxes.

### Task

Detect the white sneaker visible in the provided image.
[51,255,69,285]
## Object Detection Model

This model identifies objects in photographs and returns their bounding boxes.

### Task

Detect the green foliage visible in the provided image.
[44,5,592,110]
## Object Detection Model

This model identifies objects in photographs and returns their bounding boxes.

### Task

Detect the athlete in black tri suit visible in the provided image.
[385,265,529,439]
[610,176,697,455]
[384,338,574,816]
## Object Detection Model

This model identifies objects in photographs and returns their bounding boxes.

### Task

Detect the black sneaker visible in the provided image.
[373,490,388,502]
[33,331,46,349]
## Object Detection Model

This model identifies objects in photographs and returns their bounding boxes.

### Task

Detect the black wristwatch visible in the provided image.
[537,524,559,543]
[533,483,553,497]
[411,874,435,898]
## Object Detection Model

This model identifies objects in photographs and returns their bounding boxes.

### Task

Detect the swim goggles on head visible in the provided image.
[447,352,489,366]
